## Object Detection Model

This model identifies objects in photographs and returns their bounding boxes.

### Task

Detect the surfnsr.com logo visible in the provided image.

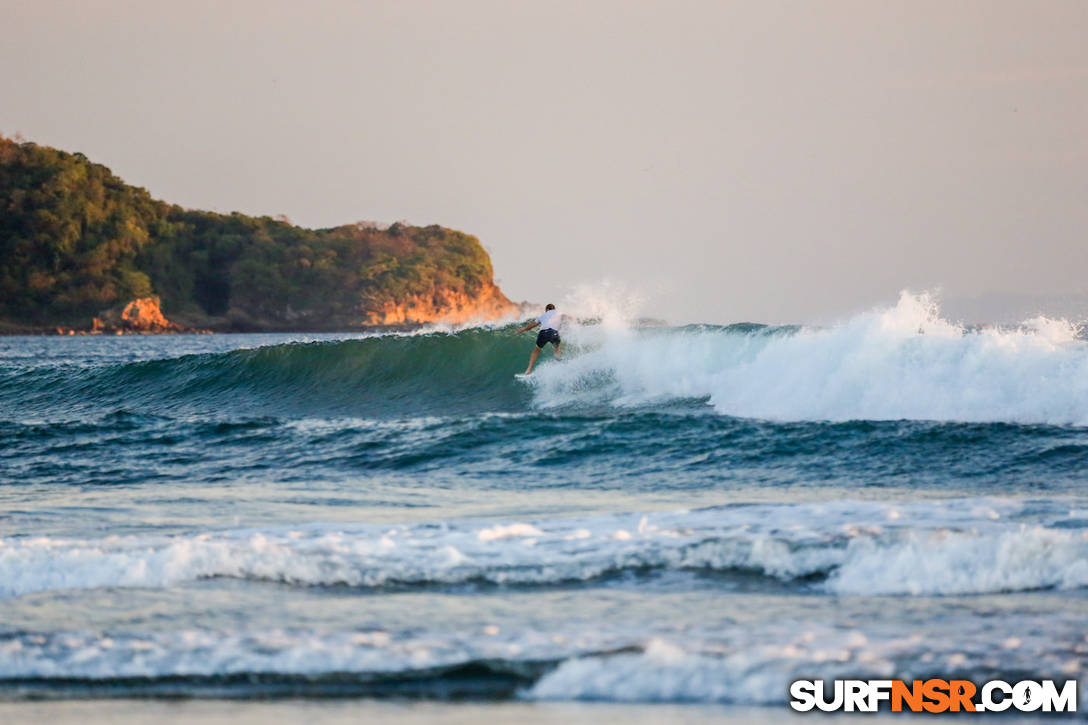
[789,679,1078,713]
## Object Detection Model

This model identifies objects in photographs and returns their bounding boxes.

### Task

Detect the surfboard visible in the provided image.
[514,373,532,380]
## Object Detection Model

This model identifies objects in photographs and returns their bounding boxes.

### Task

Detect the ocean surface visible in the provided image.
[1,293,1086,714]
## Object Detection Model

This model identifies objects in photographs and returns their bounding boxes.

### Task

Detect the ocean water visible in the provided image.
[1,293,1086,712]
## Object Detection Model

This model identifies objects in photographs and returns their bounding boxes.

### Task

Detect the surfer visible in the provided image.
[515,304,562,375]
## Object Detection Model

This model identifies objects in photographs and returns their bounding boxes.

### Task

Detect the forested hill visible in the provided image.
[0,136,517,331]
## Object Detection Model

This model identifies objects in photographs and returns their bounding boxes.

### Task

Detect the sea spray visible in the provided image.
[533,291,1088,424]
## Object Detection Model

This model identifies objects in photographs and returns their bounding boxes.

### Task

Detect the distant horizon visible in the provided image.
[4,1,1087,325]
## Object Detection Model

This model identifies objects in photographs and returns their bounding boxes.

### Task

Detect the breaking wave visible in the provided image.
[529,292,1088,424]
[2,615,1084,704]
[2,498,1086,599]
[5,292,1088,424]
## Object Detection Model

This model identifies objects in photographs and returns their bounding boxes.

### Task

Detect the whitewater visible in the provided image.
[1,292,1086,710]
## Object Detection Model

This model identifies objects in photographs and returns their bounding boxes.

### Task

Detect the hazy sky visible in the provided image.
[3,0,1087,323]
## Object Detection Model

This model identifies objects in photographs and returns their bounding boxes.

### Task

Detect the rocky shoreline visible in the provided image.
[1,296,532,336]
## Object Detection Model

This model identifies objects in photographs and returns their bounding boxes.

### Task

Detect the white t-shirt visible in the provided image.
[536,309,561,331]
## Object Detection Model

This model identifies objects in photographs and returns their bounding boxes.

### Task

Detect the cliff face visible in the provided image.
[0,136,517,332]
[363,281,518,325]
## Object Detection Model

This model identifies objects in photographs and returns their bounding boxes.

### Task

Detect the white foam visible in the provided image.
[829,526,1088,595]
[532,291,1088,424]
[1,497,1085,598]
[528,638,780,703]
[525,624,1088,705]
[477,523,544,542]
[0,628,564,680]
[2,614,1083,704]
[1,577,1085,702]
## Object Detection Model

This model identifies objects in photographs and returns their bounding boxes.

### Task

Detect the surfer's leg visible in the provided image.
[525,347,541,374]
[554,342,561,359]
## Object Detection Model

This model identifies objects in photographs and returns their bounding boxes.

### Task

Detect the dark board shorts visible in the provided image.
[536,328,561,348]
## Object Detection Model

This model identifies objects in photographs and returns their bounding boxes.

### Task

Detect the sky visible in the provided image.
[2,0,1087,324]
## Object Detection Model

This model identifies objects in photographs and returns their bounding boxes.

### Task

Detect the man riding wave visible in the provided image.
[515,303,562,375]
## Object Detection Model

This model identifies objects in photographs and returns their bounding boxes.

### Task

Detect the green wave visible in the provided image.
[5,329,541,418]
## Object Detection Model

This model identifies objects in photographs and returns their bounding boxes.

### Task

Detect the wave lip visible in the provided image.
[1,498,1086,598]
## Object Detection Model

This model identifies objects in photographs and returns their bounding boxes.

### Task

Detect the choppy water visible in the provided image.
[1,293,1086,705]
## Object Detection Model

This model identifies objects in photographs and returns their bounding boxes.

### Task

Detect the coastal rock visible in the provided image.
[97,297,190,334]
[363,282,519,325]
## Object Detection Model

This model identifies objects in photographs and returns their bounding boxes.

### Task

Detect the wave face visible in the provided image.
[6,292,1088,424]
[1,328,535,420]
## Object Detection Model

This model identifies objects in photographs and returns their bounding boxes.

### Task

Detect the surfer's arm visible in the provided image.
[515,321,540,334]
